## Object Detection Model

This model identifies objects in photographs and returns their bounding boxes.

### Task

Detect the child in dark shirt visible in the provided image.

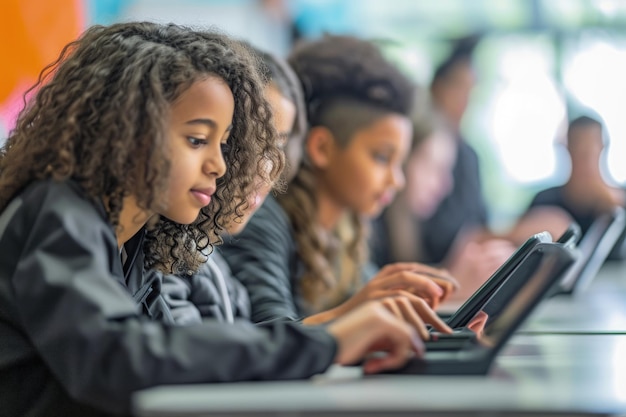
[221,35,457,336]
[0,22,422,416]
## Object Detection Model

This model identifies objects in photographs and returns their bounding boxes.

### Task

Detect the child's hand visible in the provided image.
[327,301,424,374]
[353,262,459,310]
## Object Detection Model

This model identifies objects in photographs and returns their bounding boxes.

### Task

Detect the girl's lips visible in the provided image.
[191,190,212,206]
[378,192,395,207]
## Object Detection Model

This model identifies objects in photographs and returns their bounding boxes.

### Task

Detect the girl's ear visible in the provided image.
[306,126,336,169]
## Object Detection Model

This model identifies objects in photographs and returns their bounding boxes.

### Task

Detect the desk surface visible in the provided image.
[133,334,626,416]
[132,261,626,417]
[521,260,626,334]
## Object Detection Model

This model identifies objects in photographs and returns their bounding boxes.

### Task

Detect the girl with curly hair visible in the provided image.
[0,23,424,416]
[162,46,309,324]
[221,35,457,338]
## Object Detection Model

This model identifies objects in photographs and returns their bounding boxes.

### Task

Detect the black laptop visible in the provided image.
[443,231,553,330]
[387,242,577,375]
[441,224,580,333]
[553,206,625,296]
[555,222,582,248]
[427,234,581,351]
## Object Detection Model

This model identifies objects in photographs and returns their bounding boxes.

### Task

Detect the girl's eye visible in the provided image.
[373,152,391,164]
[187,137,207,147]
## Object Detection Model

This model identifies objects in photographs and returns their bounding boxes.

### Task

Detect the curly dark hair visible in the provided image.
[282,34,415,310]
[0,22,283,274]
[254,49,308,184]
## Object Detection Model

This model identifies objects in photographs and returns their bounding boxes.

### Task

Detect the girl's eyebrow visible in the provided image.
[377,143,397,152]
[186,118,217,128]
[185,119,233,133]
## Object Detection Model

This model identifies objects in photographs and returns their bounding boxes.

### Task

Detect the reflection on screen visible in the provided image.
[559,214,610,290]
[469,252,560,349]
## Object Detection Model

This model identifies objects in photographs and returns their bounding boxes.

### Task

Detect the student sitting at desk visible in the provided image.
[526,115,625,237]
[161,46,307,324]
[0,22,425,417]
[220,35,457,339]
[369,102,457,270]
[415,37,572,300]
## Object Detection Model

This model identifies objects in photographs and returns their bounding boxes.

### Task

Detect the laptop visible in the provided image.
[443,231,553,330]
[427,234,580,351]
[553,206,625,296]
[387,242,576,375]
[554,222,582,248]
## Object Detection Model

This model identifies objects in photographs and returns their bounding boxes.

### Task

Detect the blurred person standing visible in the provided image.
[418,35,518,301]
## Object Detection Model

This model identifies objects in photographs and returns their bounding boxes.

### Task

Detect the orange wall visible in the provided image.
[0,0,84,134]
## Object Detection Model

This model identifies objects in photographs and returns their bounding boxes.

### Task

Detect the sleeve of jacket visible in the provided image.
[220,196,302,323]
[160,272,205,324]
[212,250,252,319]
[161,253,250,323]
[12,191,337,415]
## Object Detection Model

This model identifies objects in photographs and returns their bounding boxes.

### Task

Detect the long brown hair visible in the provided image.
[0,22,283,274]
[283,35,415,310]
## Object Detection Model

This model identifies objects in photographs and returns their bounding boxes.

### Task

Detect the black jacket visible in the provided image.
[420,140,488,264]
[220,195,305,322]
[220,195,376,323]
[161,250,251,324]
[528,186,597,235]
[0,180,336,416]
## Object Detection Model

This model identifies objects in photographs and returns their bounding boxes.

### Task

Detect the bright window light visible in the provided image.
[486,46,566,183]
[563,40,626,183]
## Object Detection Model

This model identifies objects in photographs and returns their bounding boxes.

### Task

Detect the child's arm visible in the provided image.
[220,196,302,322]
[8,185,336,415]
[159,271,204,324]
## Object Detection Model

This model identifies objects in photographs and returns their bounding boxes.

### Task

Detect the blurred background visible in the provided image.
[2,0,626,230]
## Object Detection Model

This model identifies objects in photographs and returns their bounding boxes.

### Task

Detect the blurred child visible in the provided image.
[527,115,625,235]
[221,35,456,339]
[370,105,456,268]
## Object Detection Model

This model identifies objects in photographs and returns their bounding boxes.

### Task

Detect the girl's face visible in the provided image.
[224,83,296,235]
[404,129,456,218]
[162,76,234,225]
[320,114,412,217]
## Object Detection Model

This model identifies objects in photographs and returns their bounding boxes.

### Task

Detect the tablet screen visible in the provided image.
[446,231,552,329]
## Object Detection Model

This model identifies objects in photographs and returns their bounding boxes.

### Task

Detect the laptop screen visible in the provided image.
[559,206,625,294]
[446,231,552,329]
[465,244,576,351]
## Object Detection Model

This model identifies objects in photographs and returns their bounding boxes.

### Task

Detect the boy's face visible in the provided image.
[162,76,234,224]
[316,114,412,218]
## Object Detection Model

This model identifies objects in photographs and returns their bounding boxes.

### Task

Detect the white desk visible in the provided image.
[132,262,626,417]
[521,260,626,334]
[133,334,626,416]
